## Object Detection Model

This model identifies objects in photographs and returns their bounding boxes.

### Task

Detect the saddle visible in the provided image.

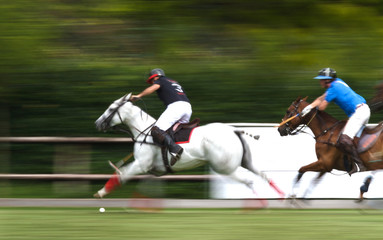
[356,122,383,153]
[160,118,200,173]
[168,118,200,143]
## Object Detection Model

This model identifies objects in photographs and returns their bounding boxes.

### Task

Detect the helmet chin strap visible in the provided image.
[324,78,335,88]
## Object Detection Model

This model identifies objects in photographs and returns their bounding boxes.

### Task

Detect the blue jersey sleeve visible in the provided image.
[324,79,366,116]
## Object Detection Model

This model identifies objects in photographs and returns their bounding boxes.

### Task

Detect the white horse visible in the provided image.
[94,93,284,198]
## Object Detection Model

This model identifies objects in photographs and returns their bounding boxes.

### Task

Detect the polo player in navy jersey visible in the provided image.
[131,68,192,164]
[301,68,370,174]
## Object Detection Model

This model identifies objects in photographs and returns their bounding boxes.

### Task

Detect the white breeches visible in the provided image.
[155,101,192,131]
[343,104,371,138]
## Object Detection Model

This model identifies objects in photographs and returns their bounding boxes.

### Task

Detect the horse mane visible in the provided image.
[298,98,343,126]
[129,103,156,124]
[316,110,341,124]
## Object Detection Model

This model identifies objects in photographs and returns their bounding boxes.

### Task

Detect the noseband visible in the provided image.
[283,100,317,135]
[283,100,304,135]
[283,100,344,144]
[100,99,156,144]
[102,100,129,131]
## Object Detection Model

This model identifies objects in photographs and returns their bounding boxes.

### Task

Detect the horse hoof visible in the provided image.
[289,194,297,199]
[93,192,102,199]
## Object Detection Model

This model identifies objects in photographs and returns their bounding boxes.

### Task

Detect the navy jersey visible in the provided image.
[154,76,190,106]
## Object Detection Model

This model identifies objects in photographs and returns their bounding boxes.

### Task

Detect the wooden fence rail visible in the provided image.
[0,137,133,143]
[0,174,215,181]
[0,137,214,183]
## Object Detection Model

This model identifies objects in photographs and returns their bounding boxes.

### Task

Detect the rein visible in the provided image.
[282,100,317,136]
[104,99,156,145]
[290,109,318,136]
[297,111,343,146]
[314,120,343,146]
[282,101,342,145]
[112,111,156,145]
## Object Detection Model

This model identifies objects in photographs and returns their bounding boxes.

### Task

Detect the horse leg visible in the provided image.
[225,167,258,193]
[290,161,328,197]
[224,166,283,198]
[242,162,284,197]
[290,172,304,197]
[94,160,148,198]
[236,132,284,197]
[302,172,325,198]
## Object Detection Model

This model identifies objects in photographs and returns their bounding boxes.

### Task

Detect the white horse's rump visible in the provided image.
[94,93,284,198]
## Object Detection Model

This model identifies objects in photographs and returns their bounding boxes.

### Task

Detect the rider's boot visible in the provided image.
[337,134,367,175]
[94,173,121,198]
[151,126,183,165]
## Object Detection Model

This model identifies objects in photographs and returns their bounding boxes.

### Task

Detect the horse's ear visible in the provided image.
[295,96,302,102]
[302,96,308,101]
[125,93,132,101]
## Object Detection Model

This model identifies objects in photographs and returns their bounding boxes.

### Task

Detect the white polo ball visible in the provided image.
[99,207,105,213]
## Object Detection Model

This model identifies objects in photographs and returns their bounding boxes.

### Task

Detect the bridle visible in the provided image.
[282,100,342,143]
[101,98,156,144]
[283,100,317,135]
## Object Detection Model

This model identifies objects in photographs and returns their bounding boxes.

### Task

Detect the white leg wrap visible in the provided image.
[94,187,108,198]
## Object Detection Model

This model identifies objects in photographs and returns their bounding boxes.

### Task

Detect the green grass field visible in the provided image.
[1,208,383,240]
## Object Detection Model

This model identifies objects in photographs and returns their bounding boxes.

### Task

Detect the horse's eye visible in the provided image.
[286,111,290,115]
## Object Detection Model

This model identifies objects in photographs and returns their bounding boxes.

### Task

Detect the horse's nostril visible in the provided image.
[277,127,287,136]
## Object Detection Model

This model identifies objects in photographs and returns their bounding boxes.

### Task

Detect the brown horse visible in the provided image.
[369,82,383,113]
[277,96,383,194]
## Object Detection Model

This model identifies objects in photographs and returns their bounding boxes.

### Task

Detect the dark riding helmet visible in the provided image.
[146,68,165,83]
[314,68,337,80]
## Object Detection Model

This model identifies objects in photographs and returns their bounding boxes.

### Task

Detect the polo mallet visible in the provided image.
[276,113,299,128]
[108,152,134,174]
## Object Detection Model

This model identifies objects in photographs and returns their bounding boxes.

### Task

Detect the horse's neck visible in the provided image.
[122,105,156,138]
[307,111,340,137]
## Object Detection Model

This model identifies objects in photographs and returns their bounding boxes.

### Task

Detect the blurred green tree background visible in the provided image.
[1,0,383,198]
[2,0,383,137]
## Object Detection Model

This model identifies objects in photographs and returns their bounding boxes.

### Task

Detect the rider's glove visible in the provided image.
[130,95,140,102]
[301,105,313,117]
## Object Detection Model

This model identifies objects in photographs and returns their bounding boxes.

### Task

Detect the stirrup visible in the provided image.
[348,162,365,175]
[348,163,358,175]
[170,148,183,165]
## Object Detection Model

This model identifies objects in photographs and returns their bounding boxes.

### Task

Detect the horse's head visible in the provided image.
[95,93,133,132]
[278,96,310,136]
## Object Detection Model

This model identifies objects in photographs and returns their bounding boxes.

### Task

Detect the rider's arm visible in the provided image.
[132,84,160,100]
[310,94,329,111]
[302,93,328,116]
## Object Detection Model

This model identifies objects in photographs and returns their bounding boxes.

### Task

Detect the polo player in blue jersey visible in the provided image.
[301,68,370,174]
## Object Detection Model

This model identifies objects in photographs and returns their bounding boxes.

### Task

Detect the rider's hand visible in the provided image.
[301,105,313,117]
[130,95,140,102]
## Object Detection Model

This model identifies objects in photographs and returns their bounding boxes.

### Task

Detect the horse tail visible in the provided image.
[369,82,383,113]
[234,130,259,174]
[369,100,383,113]
[235,130,285,197]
